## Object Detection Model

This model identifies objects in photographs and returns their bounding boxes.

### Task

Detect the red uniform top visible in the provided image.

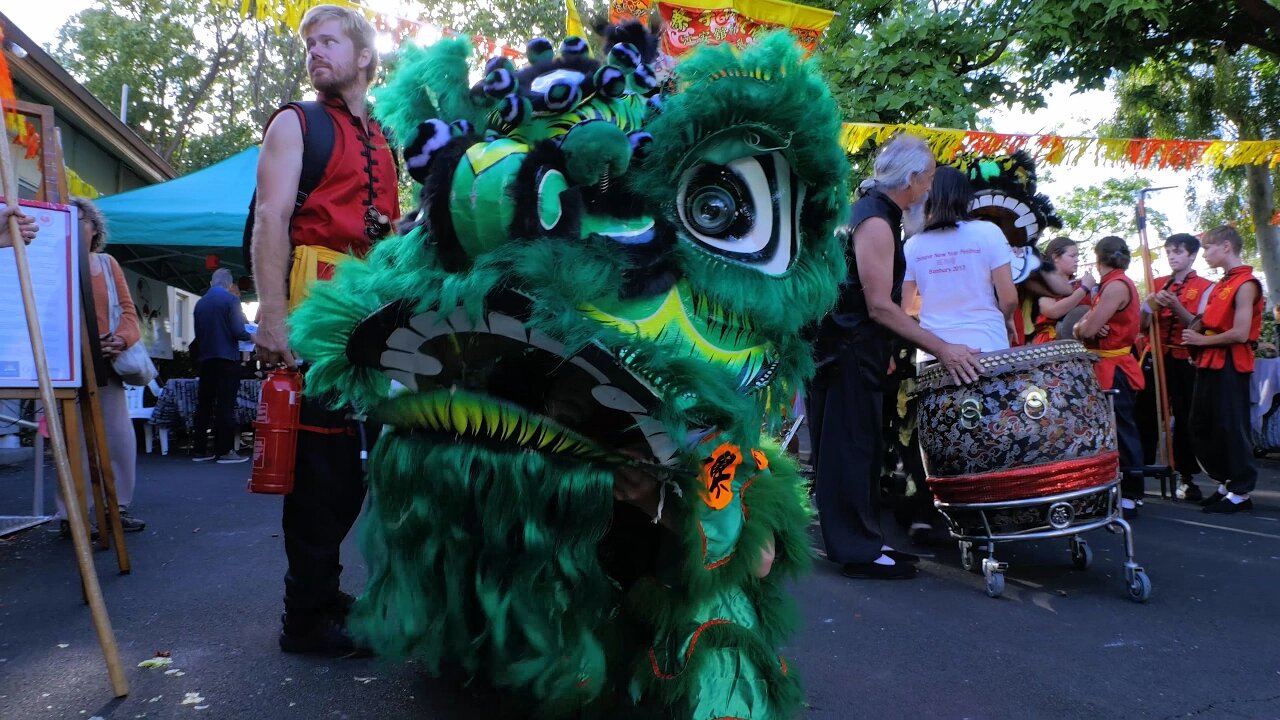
[1196,265,1263,372]
[1029,278,1094,345]
[285,95,400,257]
[1085,269,1144,391]
[1153,271,1212,361]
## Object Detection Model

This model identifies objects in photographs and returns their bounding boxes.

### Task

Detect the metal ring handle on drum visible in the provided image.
[1023,386,1048,420]
[959,397,983,430]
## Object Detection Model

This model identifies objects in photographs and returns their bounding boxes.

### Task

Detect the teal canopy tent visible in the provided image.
[96,147,258,295]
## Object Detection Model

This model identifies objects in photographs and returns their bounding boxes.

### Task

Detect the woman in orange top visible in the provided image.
[1075,235,1145,517]
[1028,236,1095,344]
[54,198,146,535]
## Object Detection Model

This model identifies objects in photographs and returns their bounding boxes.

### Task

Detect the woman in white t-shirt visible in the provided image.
[902,166,1018,353]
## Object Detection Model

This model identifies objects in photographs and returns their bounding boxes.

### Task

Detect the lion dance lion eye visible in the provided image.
[676,152,800,276]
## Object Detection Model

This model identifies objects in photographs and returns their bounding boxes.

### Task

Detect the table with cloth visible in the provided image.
[149,378,262,434]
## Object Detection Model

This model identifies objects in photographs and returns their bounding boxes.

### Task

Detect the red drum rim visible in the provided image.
[916,339,1095,392]
[926,451,1119,504]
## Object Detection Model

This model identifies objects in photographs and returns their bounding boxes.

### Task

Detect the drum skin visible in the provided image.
[917,340,1116,480]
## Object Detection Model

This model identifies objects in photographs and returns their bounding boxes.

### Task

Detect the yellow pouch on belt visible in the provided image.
[288,245,347,312]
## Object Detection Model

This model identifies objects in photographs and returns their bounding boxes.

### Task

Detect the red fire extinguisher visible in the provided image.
[249,368,303,494]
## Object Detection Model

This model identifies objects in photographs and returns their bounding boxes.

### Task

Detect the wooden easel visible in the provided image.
[1,118,129,696]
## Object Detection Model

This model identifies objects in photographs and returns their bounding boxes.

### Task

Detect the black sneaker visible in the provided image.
[1203,497,1253,514]
[192,453,216,462]
[1176,479,1203,502]
[216,452,250,464]
[279,617,371,657]
[118,510,146,533]
[841,559,918,580]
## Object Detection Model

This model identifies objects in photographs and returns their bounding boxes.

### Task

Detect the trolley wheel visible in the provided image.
[1070,538,1092,570]
[985,571,1005,598]
[1126,570,1152,603]
[959,542,976,572]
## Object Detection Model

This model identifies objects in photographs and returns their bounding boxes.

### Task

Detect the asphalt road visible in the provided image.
[1,450,1278,720]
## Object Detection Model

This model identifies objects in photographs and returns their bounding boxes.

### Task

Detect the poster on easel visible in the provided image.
[0,198,81,388]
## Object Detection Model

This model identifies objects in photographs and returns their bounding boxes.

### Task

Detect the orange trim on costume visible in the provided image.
[647,619,733,680]
[779,655,789,675]
[698,521,736,570]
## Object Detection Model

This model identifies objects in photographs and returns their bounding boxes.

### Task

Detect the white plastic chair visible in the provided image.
[125,380,169,455]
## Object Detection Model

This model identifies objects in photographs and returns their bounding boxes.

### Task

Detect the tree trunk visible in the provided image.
[1245,164,1280,311]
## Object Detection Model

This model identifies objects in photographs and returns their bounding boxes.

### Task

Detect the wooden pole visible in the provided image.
[79,313,131,572]
[1137,194,1177,480]
[1,144,129,697]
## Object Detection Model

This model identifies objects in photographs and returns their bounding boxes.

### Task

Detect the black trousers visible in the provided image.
[282,394,369,625]
[1110,370,1145,501]
[1191,361,1258,495]
[193,358,241,456]
[807,328,888,565]
[1164,355,1200,479]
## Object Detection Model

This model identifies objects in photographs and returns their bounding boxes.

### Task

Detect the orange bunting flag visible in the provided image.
[656,0,834,57]
[0,22,20,140]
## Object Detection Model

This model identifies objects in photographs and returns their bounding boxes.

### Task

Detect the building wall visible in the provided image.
[15,82,151,197]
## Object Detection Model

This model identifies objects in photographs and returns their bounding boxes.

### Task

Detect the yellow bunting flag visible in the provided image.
[566,0,586,37]
[840,122,1280,171]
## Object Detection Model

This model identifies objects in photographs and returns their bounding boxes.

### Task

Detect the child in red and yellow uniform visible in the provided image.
[1075,236,1145,517]
[1146,233,1213,501]
[1029,236,1094,344]
[1182,226,1263,514]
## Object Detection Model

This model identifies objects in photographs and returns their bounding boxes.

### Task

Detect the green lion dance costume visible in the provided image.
[291,21,847,719]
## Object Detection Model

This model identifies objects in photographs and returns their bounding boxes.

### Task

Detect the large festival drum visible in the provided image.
[916,340,1117,505]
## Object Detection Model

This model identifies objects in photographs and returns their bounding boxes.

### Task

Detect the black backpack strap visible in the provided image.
[290,100,335,208]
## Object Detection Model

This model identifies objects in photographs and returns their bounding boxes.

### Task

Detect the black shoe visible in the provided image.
[118,510,146,533]
[883,549,920,564]
[1121,501,1139,520]
[1199,490,1229,508]
[192,453,216,462]
[1177,483,1203,502]
[1203,497,1253,514]
[58,520,99,541]
[841,560,918,580]
[279,617,371,657]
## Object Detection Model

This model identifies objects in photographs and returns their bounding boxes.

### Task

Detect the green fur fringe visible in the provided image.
[349,435,618,715]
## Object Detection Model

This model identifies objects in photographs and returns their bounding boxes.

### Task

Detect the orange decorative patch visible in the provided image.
[648,619,733,680]
[750,448,768,470]
[1186,288,1199,301]
[699,442,742,510]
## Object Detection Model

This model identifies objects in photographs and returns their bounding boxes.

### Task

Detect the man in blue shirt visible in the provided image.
[192,269,252,463]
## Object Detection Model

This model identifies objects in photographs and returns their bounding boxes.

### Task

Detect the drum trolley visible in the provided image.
[936,478,1151,601]
[916,340,1153,602]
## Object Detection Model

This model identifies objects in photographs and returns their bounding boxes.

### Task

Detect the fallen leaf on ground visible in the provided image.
[138,657,173,669]
[56,644,69,649]
[353,677,377,684]
[180,692,205,705]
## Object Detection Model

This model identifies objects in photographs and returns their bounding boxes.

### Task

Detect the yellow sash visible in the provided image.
[1093,346,1133,359]
[287,245,347,311]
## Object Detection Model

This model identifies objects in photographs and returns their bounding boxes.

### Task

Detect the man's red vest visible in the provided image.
[288,95,400,258]
[1197,265,1263,372]
[1153,271,1212,361]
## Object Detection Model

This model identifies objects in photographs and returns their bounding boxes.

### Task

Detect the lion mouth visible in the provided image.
[347,290,680,469]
